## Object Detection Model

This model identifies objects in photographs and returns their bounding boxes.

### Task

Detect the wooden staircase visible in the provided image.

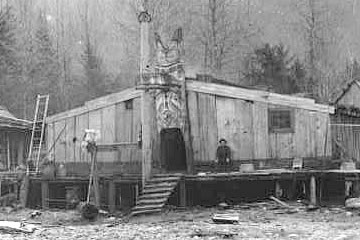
[131,174,182,216]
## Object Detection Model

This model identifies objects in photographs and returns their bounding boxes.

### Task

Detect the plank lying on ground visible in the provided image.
[212,213,239,224]
[191,228,238,238]
[0,221,36,233]
[269,196,292,208]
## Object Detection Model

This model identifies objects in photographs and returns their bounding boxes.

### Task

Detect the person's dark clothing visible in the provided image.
[216,145,231,165]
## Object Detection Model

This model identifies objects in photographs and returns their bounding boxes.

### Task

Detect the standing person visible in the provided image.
[216,138,231,171]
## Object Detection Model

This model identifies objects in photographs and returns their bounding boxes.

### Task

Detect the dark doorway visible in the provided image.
[160,128,187,171]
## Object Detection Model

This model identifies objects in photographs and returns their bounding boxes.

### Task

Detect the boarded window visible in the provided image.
[268,109,294,133]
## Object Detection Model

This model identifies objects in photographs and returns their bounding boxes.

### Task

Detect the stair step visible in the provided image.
[130,174,183,217]
[132,203,164,211]
[146,177,181,183]
[137,197,168,205]
[152,173,183,178]
[138,192,171,200]
[144,182,178,189]
[142,186,174,194]
[131,208,162,216]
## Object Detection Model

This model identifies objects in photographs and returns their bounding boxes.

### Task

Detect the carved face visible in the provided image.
[156,41,180,66]
[156,91,181,130]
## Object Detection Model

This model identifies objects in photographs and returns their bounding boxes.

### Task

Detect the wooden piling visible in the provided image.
[19,175,29,208]
[275,180,281,198]
[108,180,116,213]
[41,180,49,209]
[179,180,186,208]
[310,176,316,205]
[353,179,360,198]
[134,183,139,204]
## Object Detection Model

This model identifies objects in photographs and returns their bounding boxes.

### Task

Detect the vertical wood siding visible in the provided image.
[188,91,332,162]
[50,97,142,166]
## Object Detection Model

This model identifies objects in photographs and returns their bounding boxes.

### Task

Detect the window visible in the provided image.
[268,108,294,133]
[125,99,133,110]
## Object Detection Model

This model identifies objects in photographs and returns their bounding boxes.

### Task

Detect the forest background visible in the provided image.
[0,0,358,119]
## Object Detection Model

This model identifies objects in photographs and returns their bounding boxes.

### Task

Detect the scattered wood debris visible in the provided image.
[30,210,42,219]
[345,198,360,209]
[269,196,291,208]
[0,221,36,234]
[269,196,299,213]
[218,202,231,209]
[306,204,319,212]
[191,228,238,238]
[212,213,239,224]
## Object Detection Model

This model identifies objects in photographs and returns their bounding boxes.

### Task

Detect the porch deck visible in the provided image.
[185,169,360,181]
[29,168,360,212]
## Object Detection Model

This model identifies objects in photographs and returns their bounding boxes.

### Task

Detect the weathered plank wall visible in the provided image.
[188,91,218,162]
[8,131,27,168]
[188,91,332,163]
[47,97,142,175]
[216,97,254,160]
[331,113,360,162]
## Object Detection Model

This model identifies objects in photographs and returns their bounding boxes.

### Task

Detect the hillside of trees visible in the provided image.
[0,0,358,119]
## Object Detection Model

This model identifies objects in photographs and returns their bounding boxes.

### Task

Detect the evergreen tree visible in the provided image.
[0,6,18,111]
[245,43,303,94]
[81,39,108,100]
[31,12,61,115]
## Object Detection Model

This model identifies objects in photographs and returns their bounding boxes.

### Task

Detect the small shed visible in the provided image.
[332,80,360,162]
[0,105,31,170]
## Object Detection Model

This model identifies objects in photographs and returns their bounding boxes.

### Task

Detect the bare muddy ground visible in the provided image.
[0,202,360,240]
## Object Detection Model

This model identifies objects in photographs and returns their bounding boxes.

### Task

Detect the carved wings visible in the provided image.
[155,28,183,66]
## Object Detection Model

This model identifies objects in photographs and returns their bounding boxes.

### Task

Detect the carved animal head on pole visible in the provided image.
[155,27,183,67]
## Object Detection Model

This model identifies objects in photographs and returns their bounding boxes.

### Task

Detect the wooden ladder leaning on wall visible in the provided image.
[20,95,49,208]
[27,94,50,174]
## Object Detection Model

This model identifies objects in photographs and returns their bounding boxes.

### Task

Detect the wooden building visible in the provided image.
[332,80,360,162]
[0,105,31,170]
[43,25,338,213]
[46,74,334,176]
[46,25,334,177]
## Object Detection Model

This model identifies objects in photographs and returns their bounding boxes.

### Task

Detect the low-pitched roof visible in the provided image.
[0,106,31,130]
[47,79,334,123]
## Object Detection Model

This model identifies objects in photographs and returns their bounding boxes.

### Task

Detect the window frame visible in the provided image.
[268,108,295,133]
[124,99,134,110]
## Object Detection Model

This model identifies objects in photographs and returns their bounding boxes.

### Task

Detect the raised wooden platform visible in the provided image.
[31,175,142,211]
[185,169,360,181]
[31,169,360,212]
